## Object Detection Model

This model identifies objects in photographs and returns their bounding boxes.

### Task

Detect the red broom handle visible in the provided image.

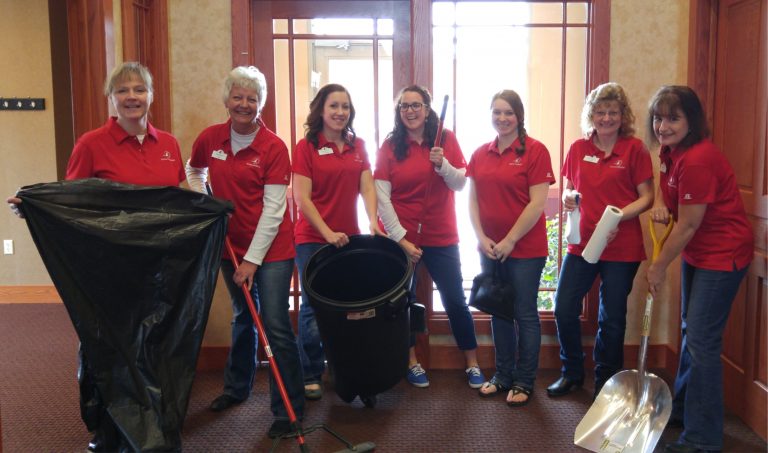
[207,182,305,448]
[222,237,306,447]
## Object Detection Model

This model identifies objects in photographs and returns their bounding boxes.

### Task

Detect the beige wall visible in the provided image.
[610,0,689,345]
[1,0,691,348]
[0,0,57,284]
[168,0,233,345]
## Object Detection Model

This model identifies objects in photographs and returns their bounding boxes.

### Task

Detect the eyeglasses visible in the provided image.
[399,102,425,112]
[594,110,621,118]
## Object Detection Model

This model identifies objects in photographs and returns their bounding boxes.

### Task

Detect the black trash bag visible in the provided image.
[17,178,232,452]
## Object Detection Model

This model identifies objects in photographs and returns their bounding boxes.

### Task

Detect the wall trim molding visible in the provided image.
[0,286,61,303]
[428,343,677,379]
[1,288,679,380]
[197,343,678,376]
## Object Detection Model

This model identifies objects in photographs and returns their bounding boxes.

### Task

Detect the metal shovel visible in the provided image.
[574,220,675,453]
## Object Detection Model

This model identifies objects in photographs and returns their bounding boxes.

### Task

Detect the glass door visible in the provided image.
[240,1,411,309]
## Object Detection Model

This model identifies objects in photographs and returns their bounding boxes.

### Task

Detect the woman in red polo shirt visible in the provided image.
[547,82,654,400]
[375,85,484,389]
[186,66,304,439]
[8,62,185,452]
[646,86,753,453]
[468,90,554,406]
[292,83,384,401]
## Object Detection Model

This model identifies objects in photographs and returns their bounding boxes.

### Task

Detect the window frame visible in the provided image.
[230,0,610,354]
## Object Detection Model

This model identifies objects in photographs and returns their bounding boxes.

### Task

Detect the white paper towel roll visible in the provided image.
[582,205,623,264]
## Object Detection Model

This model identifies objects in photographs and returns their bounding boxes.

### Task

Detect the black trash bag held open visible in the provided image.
[17,178,232,451]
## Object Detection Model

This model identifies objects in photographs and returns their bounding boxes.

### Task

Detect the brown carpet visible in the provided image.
[1,304,765,452]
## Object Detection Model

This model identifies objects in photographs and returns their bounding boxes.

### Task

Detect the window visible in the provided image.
[431,1,593,311]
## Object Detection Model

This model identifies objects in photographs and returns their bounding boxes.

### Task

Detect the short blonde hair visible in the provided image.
[222,66,268,113]
[580,82,635,137]
[103,62,153,96]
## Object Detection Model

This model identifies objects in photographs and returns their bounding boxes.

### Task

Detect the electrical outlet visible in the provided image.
[3,240,13,255]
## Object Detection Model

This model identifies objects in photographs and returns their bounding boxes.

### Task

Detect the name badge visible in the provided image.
[212,149,227,160]
[660,163,667,173]
[583,155,599,163]
[318,146,333,156]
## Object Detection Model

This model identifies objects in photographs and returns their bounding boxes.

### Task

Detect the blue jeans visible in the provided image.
[482,255,546,390]
[220,259,304,420]
[295,242,326,385]
[409,245,478,351]
[553,253,640,384]
[673,260,748,451]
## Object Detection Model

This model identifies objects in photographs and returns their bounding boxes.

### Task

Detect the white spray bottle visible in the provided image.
[566,191,581,244]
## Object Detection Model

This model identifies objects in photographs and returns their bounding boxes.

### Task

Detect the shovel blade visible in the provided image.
[574,370,672,453]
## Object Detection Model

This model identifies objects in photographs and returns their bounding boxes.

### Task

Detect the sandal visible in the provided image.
[478,377,509,398]
[506,385,533,407]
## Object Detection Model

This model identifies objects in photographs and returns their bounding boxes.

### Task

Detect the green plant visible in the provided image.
[537,214,567,310]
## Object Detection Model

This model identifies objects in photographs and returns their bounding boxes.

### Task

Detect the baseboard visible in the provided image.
[196,346,229,371]
[426,343,678,376]
[1,286,680,377]
[0,285,61,303]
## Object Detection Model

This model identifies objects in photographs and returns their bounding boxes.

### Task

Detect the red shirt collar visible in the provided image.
[107,116,158,143]
[317,132,352,153]
[214,118,266,147]
[589,134,629,160]
[488,136,521,155]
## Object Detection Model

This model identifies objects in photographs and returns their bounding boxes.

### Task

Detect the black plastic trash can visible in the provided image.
[303,235,413,405]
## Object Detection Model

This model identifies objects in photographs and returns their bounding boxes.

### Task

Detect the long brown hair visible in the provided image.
[304,83,357,148]
[386,85,439,161]
[491,89,527,156]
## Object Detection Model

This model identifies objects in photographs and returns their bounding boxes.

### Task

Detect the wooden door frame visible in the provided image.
[688,0,768,440]
[231,0,611,370]
[231,0,411,131]
[121,0,172,132]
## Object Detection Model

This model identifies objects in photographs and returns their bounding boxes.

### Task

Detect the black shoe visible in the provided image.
[87,432,120,452]
[664,441,719,452]
[209,394,244,412]
[87,420,120,452]
[546,376,584,397]
[268,419,298,439]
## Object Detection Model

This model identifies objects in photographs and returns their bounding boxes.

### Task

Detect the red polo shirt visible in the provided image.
[292,134,370,244]
[467,136,555,258]
[66,117,185,186]
[659,139,753,271]
[374,130,465,247]
[562,136,652,262]
[189,119,294,263]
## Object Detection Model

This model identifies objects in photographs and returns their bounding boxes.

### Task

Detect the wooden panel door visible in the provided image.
[711,0,768,440]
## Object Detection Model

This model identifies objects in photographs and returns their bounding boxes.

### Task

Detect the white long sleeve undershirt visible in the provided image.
[435,158,467,191]
[375,180,407,242]
[185,160,285,266]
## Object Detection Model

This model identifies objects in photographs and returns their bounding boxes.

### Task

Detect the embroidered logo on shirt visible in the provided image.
[509,157,523,166]
[683,193,692,200]
[667,177,677,188]
[609,159,625,169]
[660,163,667,173]
[160,151,175,161]
[246,157,261,168]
